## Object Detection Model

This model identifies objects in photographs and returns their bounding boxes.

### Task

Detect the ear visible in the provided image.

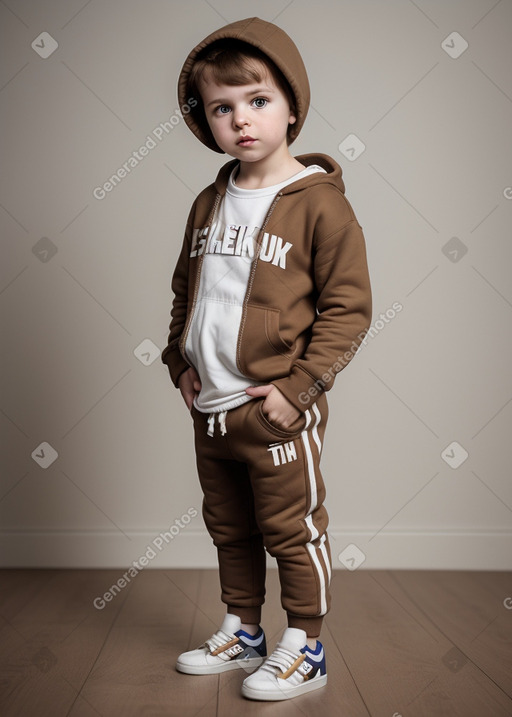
[288,112,297,125]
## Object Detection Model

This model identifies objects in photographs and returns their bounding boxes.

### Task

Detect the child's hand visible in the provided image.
[178,366,202,411]
[245,384,301,429]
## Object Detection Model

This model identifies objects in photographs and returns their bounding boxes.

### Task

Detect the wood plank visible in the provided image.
[0,569,60,622]
[389,570,512,694]
[0,569,130,717]
[68,568,220,717]
[326,570,512,717]
[1,568,510,715]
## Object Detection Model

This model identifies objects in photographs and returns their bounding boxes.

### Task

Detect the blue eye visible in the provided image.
[217,105,230,114]
[252,97,267,108]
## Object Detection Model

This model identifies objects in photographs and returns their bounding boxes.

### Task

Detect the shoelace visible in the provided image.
[207,410,227,437]
[260,644,301,675]
[204,628,235,654]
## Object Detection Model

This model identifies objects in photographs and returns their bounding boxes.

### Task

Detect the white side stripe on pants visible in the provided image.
[301,404,328,615]
[311,402,322,456]
[306,538,328,615]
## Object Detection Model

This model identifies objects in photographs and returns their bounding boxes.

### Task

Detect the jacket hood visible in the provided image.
[177,17,310,153]
[212,153,346,196]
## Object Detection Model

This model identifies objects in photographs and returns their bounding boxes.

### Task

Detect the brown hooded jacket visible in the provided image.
[161,18,372,412]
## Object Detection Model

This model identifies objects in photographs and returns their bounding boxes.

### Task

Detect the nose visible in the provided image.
[232,104,250,128]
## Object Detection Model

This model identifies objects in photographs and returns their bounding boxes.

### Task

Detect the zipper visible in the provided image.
[179,192,222,362]
[235,191,283,371]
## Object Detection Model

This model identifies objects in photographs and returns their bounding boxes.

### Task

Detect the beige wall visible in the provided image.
[1,0,511,570]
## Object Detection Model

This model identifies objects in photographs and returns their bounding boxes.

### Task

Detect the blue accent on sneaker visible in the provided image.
[300,640,327,678]
[235,626,267,658]
[237,626,263,640]
[303,640,322,655]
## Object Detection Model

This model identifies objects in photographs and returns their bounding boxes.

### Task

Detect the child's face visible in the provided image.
[198,65,296,164]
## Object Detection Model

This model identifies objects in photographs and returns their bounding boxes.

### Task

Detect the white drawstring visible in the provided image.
[207,410,228,437]
[218,410,227,436]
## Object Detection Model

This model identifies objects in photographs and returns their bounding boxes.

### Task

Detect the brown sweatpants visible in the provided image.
[191,392,331,638]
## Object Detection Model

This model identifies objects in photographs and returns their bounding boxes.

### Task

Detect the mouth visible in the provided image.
[237,136,256,146]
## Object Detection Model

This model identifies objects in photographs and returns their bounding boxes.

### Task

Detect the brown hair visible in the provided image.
[187,39,297,143]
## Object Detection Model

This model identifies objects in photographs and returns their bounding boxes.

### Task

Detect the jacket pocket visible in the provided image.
[238,304,306,380]
[264,306,293,354]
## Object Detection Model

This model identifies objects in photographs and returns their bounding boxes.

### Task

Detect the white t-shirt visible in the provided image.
[185,163,326,413]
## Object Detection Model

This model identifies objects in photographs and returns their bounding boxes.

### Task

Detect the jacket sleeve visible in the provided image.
[160,212,194,388]
[272,215,372,412]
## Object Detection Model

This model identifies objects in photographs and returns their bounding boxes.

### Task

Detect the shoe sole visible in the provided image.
[241,674,327,701]
[176,655,265,675]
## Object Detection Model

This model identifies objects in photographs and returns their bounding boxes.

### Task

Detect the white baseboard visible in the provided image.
[1,528,511,570]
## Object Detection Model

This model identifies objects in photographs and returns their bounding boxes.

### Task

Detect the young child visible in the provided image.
[161,17,372,701]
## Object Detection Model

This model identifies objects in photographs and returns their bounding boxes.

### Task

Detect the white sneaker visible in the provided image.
[176,613,267,675]
[241,627,327,701]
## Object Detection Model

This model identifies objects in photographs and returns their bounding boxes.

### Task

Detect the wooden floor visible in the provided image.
[0,568,511,716]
